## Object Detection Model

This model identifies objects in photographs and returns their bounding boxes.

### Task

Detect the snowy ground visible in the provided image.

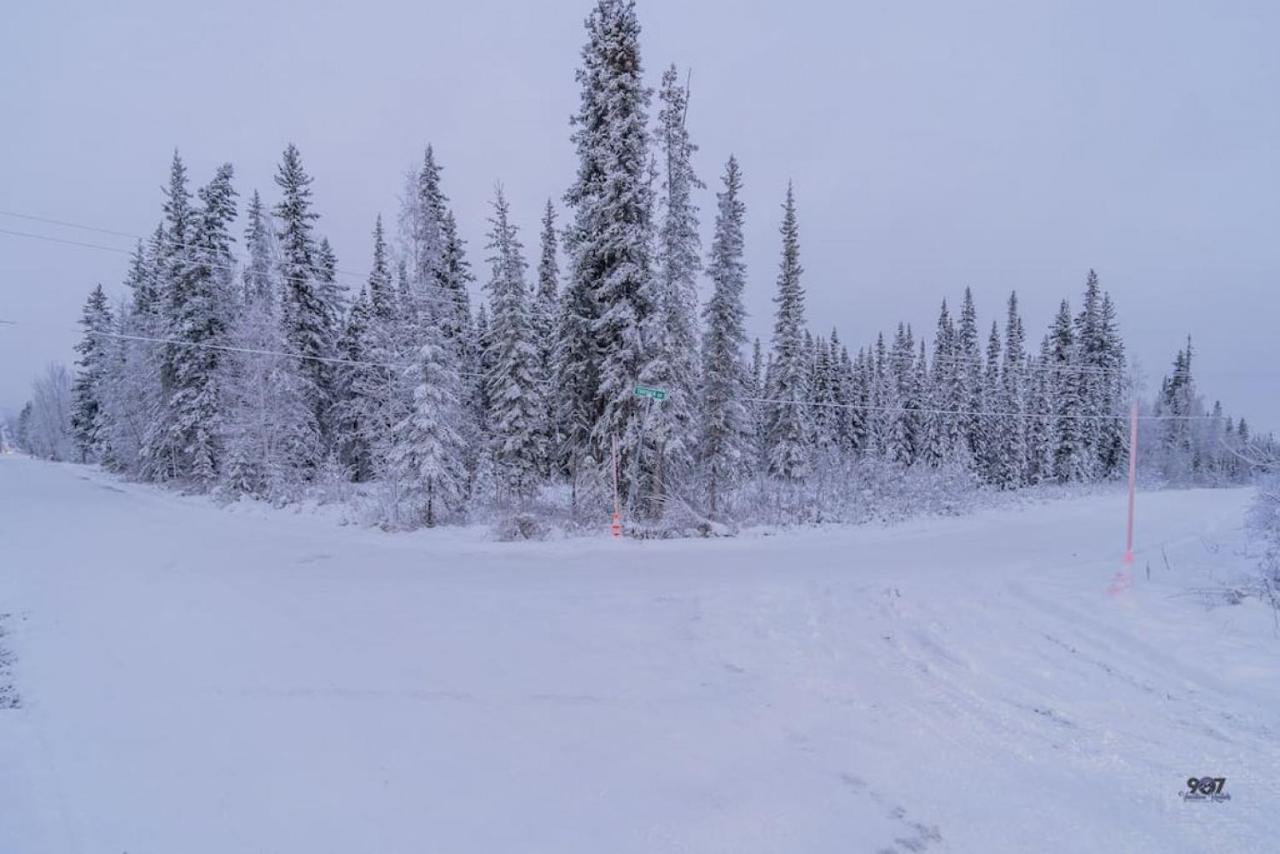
[1,455,1277,853]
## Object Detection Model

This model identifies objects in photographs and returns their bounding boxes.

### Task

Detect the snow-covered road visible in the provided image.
[1,455,1276,853]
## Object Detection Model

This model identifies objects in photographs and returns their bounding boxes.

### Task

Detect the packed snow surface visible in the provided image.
[1,455,1276,853]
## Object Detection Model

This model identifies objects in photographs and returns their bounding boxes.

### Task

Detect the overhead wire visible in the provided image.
[0,223,474,313]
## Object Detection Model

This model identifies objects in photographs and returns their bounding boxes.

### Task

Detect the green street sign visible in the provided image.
[633,385,667,401]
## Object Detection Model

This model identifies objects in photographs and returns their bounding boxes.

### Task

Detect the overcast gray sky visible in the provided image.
[2,0,1277,431]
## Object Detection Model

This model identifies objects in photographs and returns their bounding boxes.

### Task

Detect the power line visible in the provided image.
[85,328,415,373]
[0,226,136,257]
[0,225,473,312]
[0,208,475,307]
[0,209,140,240]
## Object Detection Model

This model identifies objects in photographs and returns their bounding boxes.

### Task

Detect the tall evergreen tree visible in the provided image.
[1094,289,1128,477]
[956,287,982,468]
[884,324,915,465]
[242,190,274,305]
[994,291,1027,488]
[100,237,161,473]
[921,299,956,467]
[977,319,1002,480]
[1071,269,1114,481]
[220,186,317,499]
[534,200,561,475]
[639,63,704,515]
[141,150,194,481]
[1048,300,1087,482]
[565,0,658,513]
[342,215,399,482]
[385,317,467,528]
[1156,338,1200,482]
[274,143,332,448]
[160,161,237,486]
[831,330,855,454]
[1026,338,1056,484]
[765,184,811,480]
[71,285,113,462]
[484,186,544,502]
[748,337,768,474]
[699,156,751,516]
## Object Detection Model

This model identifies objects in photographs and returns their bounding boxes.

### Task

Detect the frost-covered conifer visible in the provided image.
[699,156,751,515]
[484,186,544,502]
[765,185,812,480]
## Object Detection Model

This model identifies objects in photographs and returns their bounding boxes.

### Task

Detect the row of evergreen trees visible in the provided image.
[36,0,1262,530]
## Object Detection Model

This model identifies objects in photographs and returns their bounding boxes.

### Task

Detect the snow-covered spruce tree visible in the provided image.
[564,0,658,515]
[333,288,372,480]
[955,287,983,470]
[913,338,930,462]
[483,186,544,503]
[219,187,317,499]
[918,303,949,468]
[1076,272,1130,482]
[764,184,812,480]
[831,331,856,454]
[810,335,838,456]
[1025,337,1056,484]
[242,191,273,304]
[98,238,161,474]
[440,212,476,354]
[274,143,333,450]
[638,63,704,516]
[977,319,1002,481]
[316,237,346,336]
[400,147,473,351]
[165,162,238,487]
[748,337,768,474]
[926,298,964,467]
[1048,300,1087,483]
[698,155,751,516]
[140,151,193,482]
[1073,270,1104,475]
[384,315,467,528]
[883,324,914,466]
[71,284,113,463]
[1154,339,1200,483]
[335,215,397,483]
[850,346,872,458]
[399,152,478,495]
[1102,293,1130,475]
[867,333,891,458]
[472,303,495,480]
[534,200,561,476]
[401,147,445,308]
[993,291,1027,489]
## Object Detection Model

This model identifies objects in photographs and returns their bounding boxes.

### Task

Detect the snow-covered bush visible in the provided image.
[1248,472,1280,583]
[24,363,74,462]
[493,512,550,542]
[725,457,981,529]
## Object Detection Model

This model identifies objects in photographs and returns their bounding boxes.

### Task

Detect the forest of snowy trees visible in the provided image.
[9,0,1273,535]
